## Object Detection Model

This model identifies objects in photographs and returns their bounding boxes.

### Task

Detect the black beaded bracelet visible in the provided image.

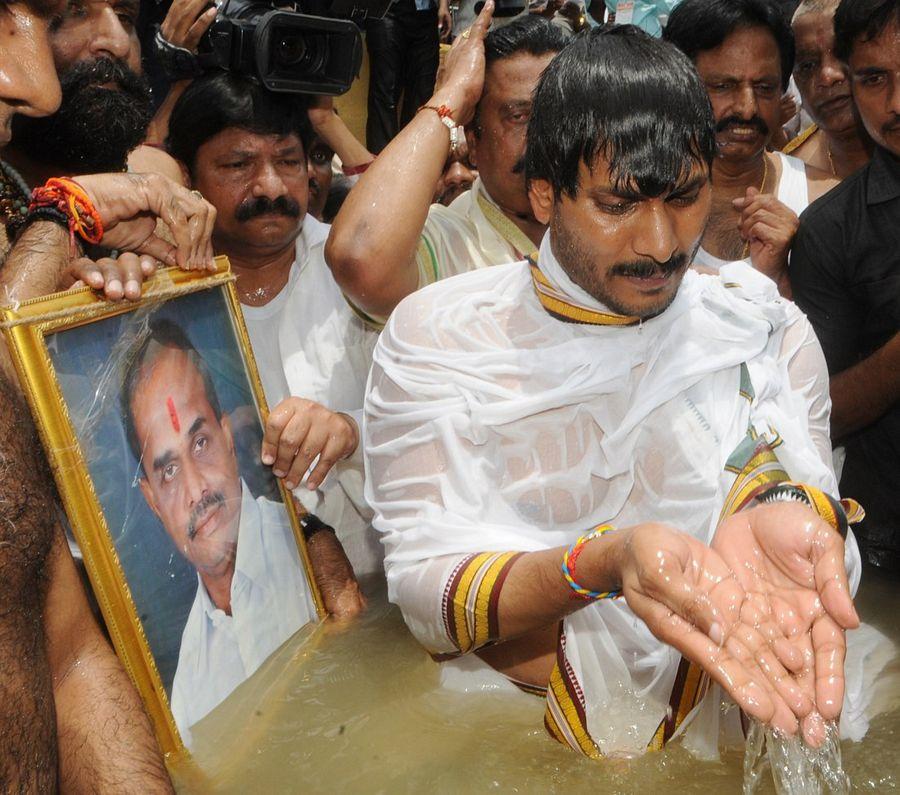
[6,204,69,243]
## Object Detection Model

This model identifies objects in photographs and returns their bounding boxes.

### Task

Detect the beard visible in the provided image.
[12,57,152,173]
[550,210,693,320]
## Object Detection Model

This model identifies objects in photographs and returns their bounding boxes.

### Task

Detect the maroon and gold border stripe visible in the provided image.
[544,627,602,759]
[648,658,710,750]
[719,436,789,523]
[441,551,523,654]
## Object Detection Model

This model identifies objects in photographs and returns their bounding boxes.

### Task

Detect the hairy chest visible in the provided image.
[0,376,55,605]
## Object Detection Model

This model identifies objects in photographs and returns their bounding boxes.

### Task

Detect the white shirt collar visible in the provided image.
[195,481,269,622]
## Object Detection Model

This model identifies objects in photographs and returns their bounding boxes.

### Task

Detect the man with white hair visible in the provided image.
[784,0,873,178]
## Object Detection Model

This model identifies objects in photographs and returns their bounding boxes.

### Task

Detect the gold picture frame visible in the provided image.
[0,257,324,761]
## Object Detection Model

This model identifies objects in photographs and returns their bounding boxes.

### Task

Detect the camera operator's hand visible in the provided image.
[430,0,494,125]
[73,173,217,271]
[160,0,217,53]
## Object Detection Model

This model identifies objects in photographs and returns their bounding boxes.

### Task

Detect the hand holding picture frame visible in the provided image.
[1,259,324,758]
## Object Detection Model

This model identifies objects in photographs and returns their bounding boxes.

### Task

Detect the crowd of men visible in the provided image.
[0,0,896,786]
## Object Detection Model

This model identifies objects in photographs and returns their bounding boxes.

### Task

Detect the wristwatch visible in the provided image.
[299,513,338,541]
[756,482,849,539]
[154,28,204,81]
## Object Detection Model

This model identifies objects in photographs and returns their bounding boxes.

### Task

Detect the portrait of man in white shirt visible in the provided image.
[122,318,318,739]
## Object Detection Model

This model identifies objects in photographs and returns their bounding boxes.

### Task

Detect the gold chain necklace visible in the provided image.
[826,143,837,176]
[741,155,769,259]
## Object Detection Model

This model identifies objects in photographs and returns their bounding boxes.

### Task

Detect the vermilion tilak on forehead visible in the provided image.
[167,396,180,433]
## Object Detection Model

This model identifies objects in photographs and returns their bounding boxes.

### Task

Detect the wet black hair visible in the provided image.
[834,0,900,62]
[664,0,796,90]
[472,15,572,135]
[484,13,573,64]
[525,25,716,200]
[165,71,313,175]
[121,318,223,468]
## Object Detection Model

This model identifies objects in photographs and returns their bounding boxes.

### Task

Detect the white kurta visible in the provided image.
[415,177,534,288]
[364,233,876,757]
[242,215,382,577]
[170,483,317,738]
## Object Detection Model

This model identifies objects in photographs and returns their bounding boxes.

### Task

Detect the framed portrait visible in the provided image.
[1,258,324,758]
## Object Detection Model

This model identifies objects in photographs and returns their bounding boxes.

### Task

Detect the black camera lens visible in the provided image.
[273,30,327,73]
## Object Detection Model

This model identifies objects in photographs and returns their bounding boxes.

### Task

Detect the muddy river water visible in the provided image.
[172,565,899,794]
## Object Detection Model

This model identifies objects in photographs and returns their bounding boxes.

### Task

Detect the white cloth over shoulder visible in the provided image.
[242,215,382,577]
[364,232,866,757]
[170,483,317,741]
[694,151,810,272]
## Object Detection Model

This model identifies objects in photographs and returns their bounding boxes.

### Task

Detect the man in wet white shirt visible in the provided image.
[364,27,886,760]
[122,319,318,734]
[166,73,381,577]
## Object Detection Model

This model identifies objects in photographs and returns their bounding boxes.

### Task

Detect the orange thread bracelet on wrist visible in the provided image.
[418,102,455,120]
[561,524,621,601]
[29,177,104,248]
[418,104,462,154]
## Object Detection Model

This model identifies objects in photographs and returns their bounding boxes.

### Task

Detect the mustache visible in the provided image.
[234,195,301,222]
[62,55,150,101]
[883,115,900,134]
[715,115,769,136]
[610,253,688,278]
[187,492,226,540]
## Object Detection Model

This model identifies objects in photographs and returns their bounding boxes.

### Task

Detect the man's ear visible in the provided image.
[528,178,555,226]
[464,127,478,168]
[139,476,162,521]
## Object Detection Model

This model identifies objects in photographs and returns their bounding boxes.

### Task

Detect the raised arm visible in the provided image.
[307,96,374,173]
[43,531,173,793]
[324,2,493,319]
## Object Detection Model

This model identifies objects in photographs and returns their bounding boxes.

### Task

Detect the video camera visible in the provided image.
[158,0,392,95]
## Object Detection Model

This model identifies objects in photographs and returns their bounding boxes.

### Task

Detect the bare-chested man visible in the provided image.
[0,0,217,787]
[0,0,184,217]
[664,0,838,297]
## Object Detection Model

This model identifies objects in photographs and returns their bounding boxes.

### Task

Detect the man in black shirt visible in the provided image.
[791,0,900,572]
